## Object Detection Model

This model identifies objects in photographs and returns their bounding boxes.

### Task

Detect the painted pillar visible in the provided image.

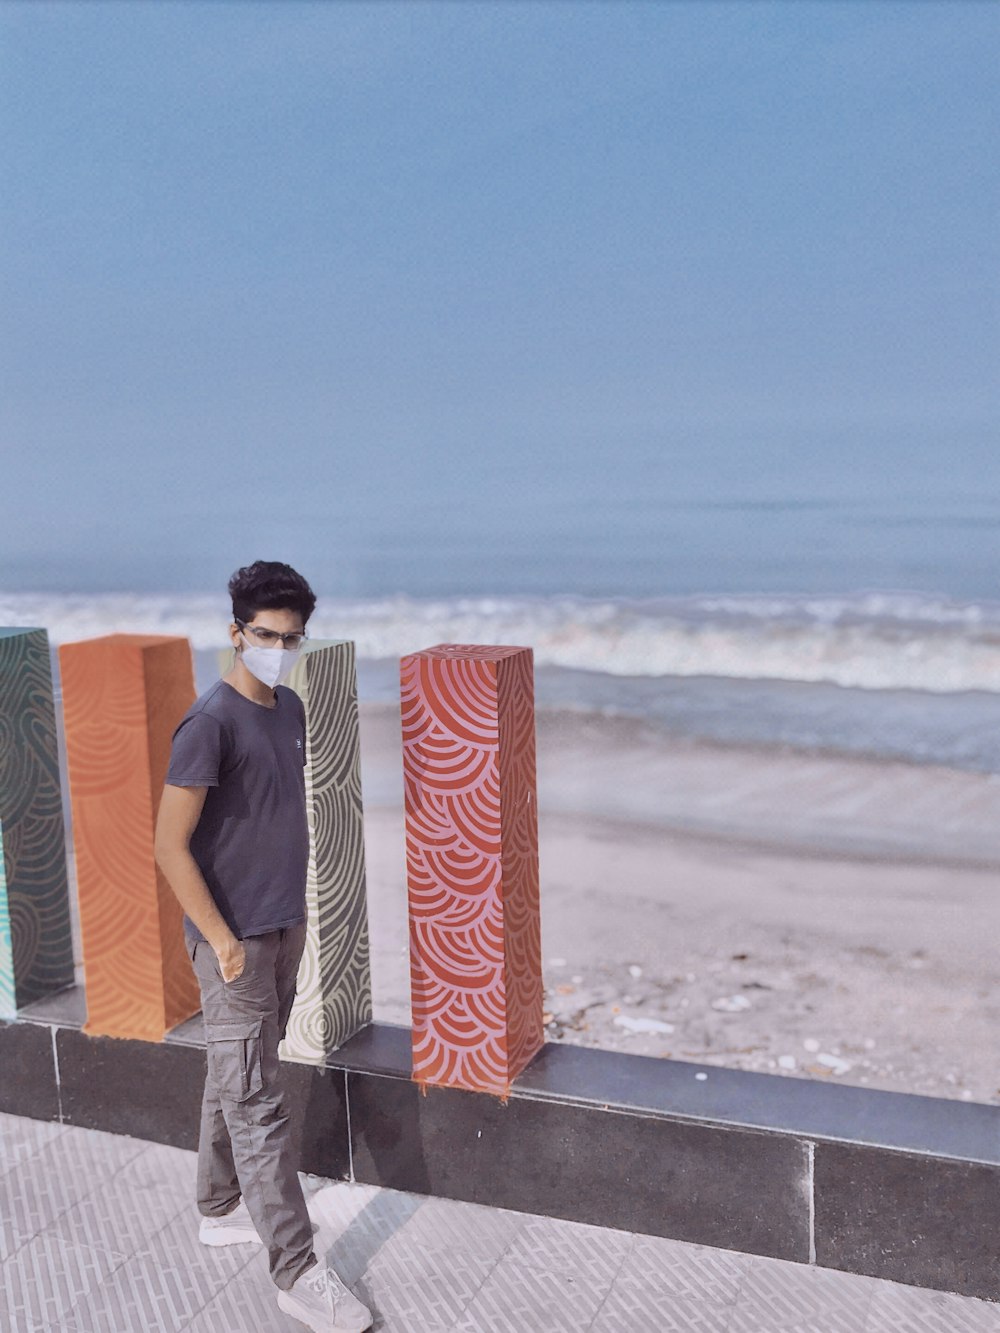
[0,821,12,1019]
[0,628,74,1015]
[401,644,543,1094]
[280,640,372,1062]
[59,634,200,1040]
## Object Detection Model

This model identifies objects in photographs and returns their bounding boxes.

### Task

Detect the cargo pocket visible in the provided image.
[205,1018,264,1103]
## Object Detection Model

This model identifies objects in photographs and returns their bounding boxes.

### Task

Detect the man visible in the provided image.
[154,560,372,1333]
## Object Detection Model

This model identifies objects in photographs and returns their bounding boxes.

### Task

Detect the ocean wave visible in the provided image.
[2,589,1000,694]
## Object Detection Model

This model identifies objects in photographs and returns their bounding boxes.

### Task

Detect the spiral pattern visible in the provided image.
[60,634,200,1040]
[279,641,372,1064]
[0,818,14,1018]
[402,645,543,1094]
[0,628,74,1010]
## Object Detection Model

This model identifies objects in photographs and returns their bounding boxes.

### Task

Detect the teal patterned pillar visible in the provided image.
[280,640,372,1062]
[0,628,74,1010]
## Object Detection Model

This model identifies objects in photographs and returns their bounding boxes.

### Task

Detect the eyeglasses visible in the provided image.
[236,619,309,650]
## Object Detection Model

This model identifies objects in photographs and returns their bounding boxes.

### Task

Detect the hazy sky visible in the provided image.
[2,1,997,595]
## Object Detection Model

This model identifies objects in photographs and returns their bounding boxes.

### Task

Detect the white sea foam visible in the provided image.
[2,589,999,694]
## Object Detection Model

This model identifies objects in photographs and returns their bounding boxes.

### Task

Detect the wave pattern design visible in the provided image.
[496,650,544,1078]
[402,645,542,1094]
[0,628,73,1009]
[281,642,372,1064]
[60,635,200,1040]
[0,819,14,1018]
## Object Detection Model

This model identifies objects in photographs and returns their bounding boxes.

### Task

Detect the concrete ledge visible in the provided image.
[346,1066,811,1262]
[814,1140,1000,1297]
[5,995,1000,1301]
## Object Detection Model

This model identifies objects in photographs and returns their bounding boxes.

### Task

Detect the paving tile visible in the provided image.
[111,1139,198,1199]
[590,1235,751,1330]
[0,1169,47,1261]
[307,1187,513,1330]
[1,1120,149,1258]
[394,1192,525,1261]
[135,1205,261,1288]
[183,1183,397,1333]
[354,1239,487,1331]
[184,1249,303,1333]
[502,1212,632,1286]
[303,1178,382,1243]
[0,1111,71,1173]
[35,1122,149,1193]
[0,1228,121,1331]
[46,1163,191,1260]
[60,1251,209,1333]
[310,1184,425,1286]
[453,1253,609,1333]
[731,1323,869,1333]
[864,1279,1000,1332]
[592,1284,734,1333]
[732,1256,881,1330]
[619,1234,752,1305]
[730,1312,874,1333]
[1,1151,94,1260]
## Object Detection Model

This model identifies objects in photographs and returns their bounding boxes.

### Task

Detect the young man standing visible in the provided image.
[155,560,372,1333]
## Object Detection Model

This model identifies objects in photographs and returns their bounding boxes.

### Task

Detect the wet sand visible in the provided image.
[359,704,1000,1104]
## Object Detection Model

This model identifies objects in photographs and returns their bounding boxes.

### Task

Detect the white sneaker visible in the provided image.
[199,1199,320,1248]
[199,1200,262,1247]
[277,1263,373,1332]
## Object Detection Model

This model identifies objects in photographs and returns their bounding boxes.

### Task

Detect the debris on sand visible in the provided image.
[816,1052,852,1075]
[614,1014,675,1035]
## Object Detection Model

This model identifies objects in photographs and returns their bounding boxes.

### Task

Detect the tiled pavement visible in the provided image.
[3,1112,1000,1333]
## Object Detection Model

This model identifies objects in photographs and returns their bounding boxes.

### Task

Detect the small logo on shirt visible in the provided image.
[295,739,302,749]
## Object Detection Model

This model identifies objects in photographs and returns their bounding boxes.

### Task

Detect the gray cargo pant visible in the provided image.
[190,924,317,1291]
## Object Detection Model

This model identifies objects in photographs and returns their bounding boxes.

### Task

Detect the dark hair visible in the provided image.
[228,561,317,626]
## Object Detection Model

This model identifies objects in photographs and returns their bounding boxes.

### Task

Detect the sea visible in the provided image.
[3,590,1000,778]
[3,435,999,775]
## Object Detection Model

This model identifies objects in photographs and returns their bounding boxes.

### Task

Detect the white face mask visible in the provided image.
[238,634,302,689]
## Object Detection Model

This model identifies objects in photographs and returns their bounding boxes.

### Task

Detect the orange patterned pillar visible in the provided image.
[60,634,201,1040]
[401,644,543,1094]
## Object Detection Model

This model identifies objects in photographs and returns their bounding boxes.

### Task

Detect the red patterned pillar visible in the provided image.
[401,644,543,1094]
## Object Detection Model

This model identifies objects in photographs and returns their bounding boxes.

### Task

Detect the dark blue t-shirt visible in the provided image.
[166,679,309,942]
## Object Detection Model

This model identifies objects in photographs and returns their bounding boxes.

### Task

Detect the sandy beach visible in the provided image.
[357,703,1000,1105]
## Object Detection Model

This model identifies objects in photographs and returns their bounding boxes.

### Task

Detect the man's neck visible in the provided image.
[223,659,277,708]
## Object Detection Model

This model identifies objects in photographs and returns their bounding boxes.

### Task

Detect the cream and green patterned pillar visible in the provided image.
[280,640,372,1062]
[0,628,74,1013]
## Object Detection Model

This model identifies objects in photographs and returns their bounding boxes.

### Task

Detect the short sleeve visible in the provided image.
[277,686,307,766]
[167,712,223,787]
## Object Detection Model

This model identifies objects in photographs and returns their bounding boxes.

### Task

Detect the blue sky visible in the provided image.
[1,1,997,596]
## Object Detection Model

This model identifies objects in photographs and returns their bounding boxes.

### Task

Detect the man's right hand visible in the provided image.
[215,939,246,984]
